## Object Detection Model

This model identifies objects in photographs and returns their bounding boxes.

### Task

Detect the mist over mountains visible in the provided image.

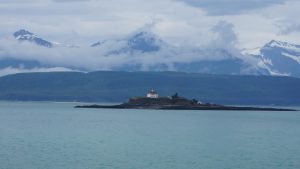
[0,26,300,77]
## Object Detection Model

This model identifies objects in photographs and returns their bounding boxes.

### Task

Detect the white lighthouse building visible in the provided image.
[147,89,159,98]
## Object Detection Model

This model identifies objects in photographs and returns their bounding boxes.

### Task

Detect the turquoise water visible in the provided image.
[0,102,300,169]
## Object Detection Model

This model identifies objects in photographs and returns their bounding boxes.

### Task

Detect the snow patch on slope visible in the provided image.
[266,40,300,52]
[282,52,300,64]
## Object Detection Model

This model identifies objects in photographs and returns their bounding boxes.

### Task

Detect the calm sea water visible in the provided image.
[0,101,299,169]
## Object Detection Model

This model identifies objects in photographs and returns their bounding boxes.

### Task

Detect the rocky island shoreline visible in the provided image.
[75,90,296,111]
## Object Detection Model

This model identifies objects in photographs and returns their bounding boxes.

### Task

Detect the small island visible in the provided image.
[75,89,296,111]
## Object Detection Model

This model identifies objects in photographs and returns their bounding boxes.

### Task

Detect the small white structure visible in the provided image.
[147,89,159,98]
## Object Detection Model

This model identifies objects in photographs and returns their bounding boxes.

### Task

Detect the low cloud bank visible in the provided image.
[0,66,75,77]
[0,21,263,76]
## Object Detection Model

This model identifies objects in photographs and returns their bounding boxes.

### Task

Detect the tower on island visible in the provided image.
[147,89,159,98]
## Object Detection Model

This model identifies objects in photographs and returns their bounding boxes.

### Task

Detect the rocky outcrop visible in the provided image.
[75,95,296,111]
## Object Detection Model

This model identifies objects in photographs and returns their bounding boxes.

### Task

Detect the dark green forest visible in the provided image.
[0,71,299,105]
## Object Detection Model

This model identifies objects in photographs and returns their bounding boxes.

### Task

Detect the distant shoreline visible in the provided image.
[75,104,297,111]
[0,100,299,108]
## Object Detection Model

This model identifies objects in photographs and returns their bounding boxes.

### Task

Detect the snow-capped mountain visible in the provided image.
[13,29,79,48]
[0,29,80,76]
[126,31,163,52]
[92,30,166,54]
[7,28,269,76]
[1,28,300,77]
[261,40,300,76]
[173,49,267,75]
[13,29,53,48]
[244,40,300,77]
[91,30,267,75]
[264,40,300,49]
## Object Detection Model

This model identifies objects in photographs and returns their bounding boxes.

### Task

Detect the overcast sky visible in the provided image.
[0,0,299,49]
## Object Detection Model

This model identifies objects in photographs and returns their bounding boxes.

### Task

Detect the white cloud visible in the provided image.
[0,66,75,77]
[0,26,256,73]
[211,20,238,48]
[0,0,299,59]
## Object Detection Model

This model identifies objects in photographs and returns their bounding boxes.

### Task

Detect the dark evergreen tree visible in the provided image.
[172,93,179,99]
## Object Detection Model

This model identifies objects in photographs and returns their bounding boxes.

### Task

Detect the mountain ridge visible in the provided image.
[0,29,299,77]
[0,71,299,105]
[13,29,53,48]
